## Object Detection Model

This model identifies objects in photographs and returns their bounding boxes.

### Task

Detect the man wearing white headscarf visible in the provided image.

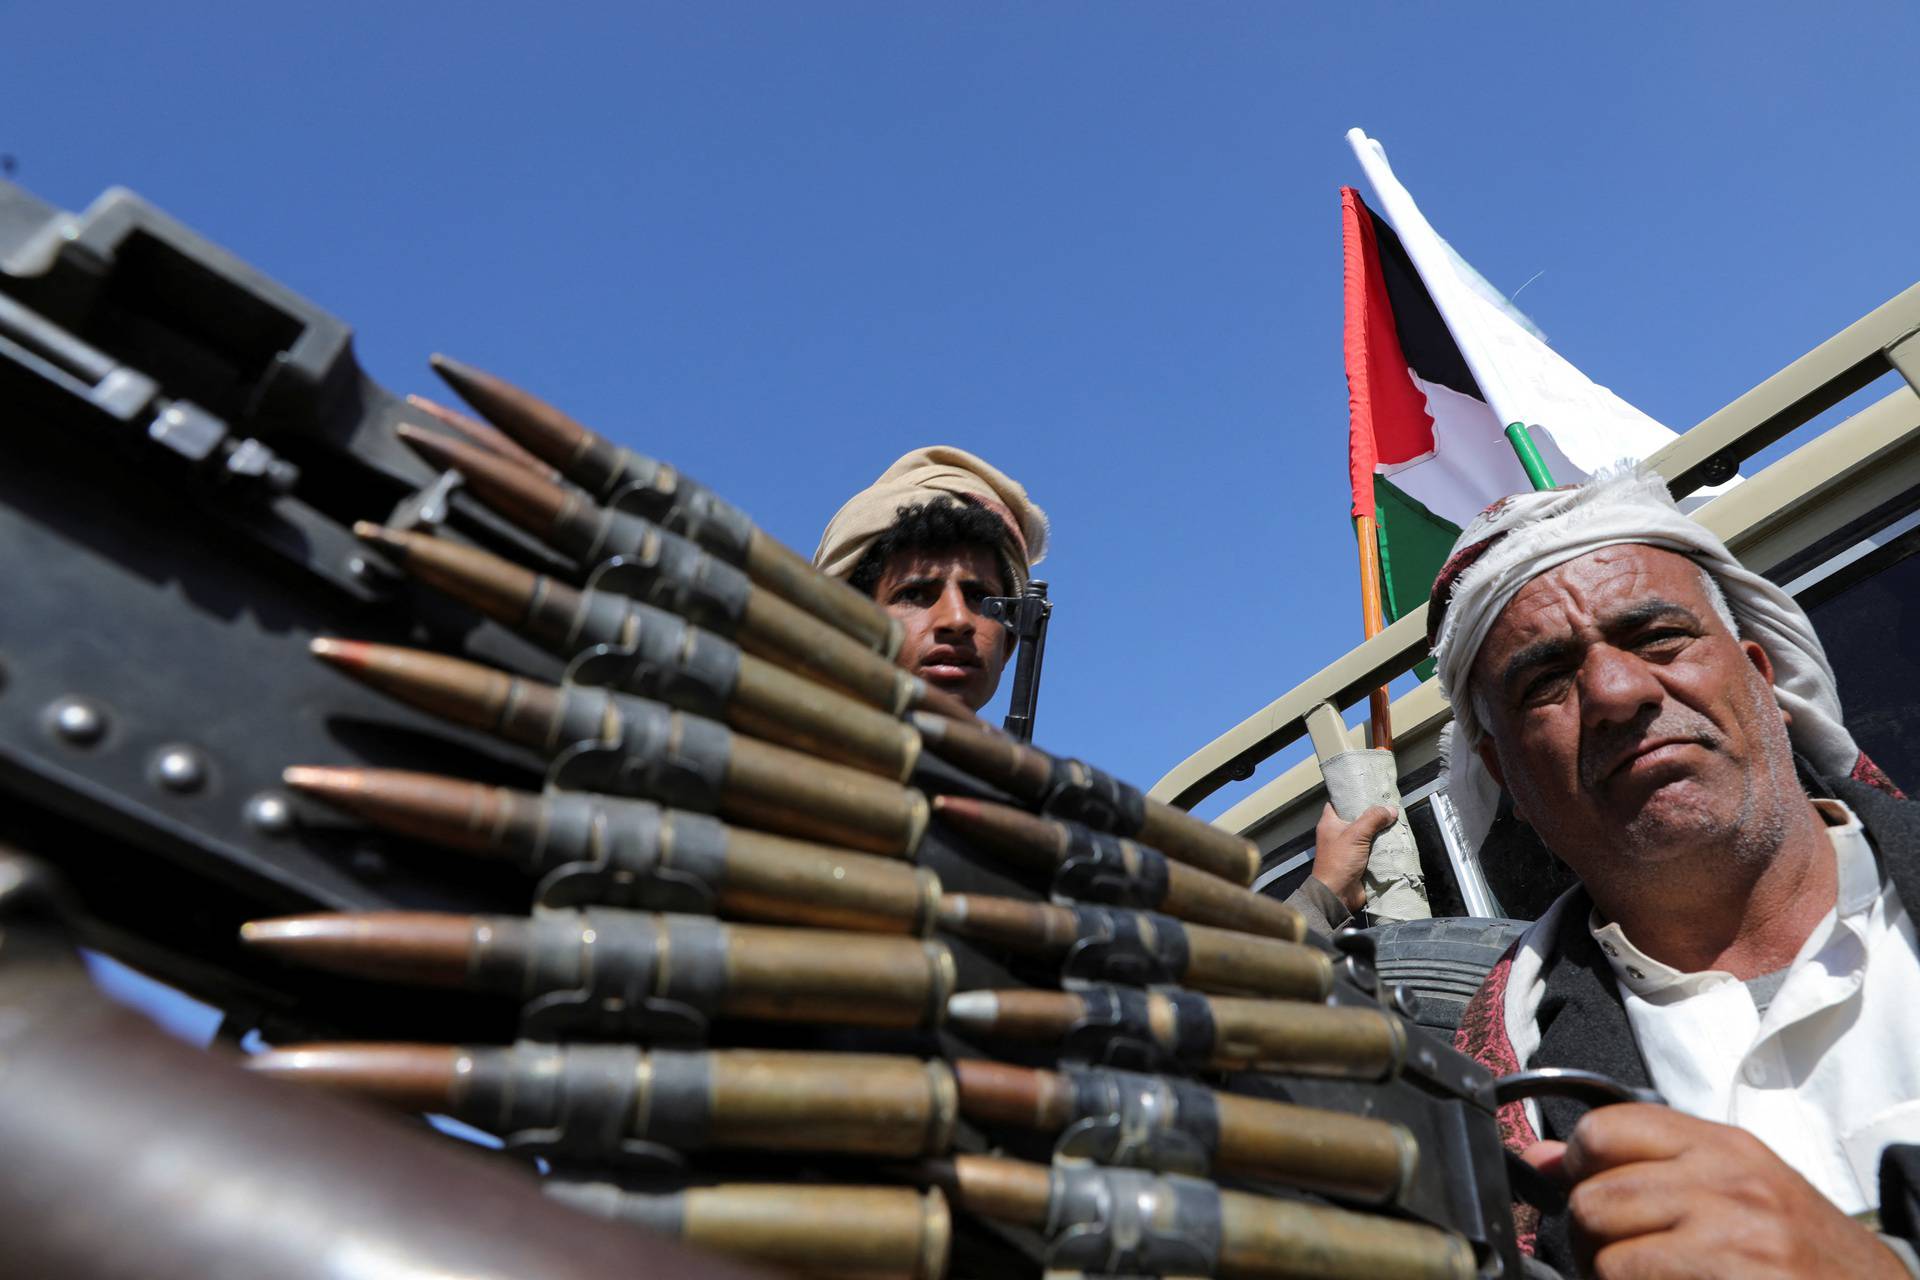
[1433,464,1920,1279]
[814,447,1048,713]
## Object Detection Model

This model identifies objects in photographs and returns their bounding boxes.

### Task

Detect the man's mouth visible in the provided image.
[1603,736,1709,782]
[919,648,980,684]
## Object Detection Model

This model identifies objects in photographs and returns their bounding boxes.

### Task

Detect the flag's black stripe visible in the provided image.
[1366,204,1484,402]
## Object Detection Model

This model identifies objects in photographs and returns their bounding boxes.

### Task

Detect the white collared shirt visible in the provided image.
[1592,800,1920,1215]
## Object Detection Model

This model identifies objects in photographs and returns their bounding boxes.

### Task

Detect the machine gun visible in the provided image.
[0,176,1639,1278]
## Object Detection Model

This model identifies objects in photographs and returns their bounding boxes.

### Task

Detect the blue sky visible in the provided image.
[6,1,1919,836]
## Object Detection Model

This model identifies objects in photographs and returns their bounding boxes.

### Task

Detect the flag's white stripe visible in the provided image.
[1345,128,1736,498]
[1385,374,1578,527]
[1347,129,1532,430]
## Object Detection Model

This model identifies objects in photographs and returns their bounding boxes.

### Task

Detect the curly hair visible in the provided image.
[846,497,1011,599]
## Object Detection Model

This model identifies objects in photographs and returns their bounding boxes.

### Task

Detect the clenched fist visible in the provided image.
[1521,1104,1908,1279]
[1311,801,1398,913]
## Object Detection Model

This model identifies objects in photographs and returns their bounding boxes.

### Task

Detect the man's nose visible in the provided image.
[1578,645,1665,727]
[930,582,975,634]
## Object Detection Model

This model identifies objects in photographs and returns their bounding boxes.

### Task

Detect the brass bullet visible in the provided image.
[236,912,477,987]
[944,1156,1472,1280]
[547,1180,951,1280]
[352,525,921,779]
[309,639,928,855]
[946,985,1405,1079]
[241,908,956,1036]
[246,1042,461,1112]
[396,422,588,547]
[285,768,939,933]
[388,434,921,713]
[911,714,1259,886]
[935,894,1329,999]
[350,523,582,650]
[430,353,903,658]
[949,1059,1415,1204]
[250,1042,958,1161]
[403,393,562,481]
[309,637,567,747]
[931,795,1303,941]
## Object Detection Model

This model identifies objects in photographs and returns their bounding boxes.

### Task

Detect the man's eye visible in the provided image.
[1520,670,1572,705]
[1634,628,1690,653]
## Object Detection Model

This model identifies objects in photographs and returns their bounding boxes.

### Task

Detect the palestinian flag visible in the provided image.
[1342,129,1715,626]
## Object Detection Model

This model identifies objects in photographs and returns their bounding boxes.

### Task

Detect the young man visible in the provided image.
[813,447,1048,714]
[1432,465,1919,1278]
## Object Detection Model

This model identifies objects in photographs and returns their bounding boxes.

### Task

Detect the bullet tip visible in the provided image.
[945,990,999,1031]
[282,765,345,793]
[934,895,968,931]
[352,521,408,552]
[309,636,361,667]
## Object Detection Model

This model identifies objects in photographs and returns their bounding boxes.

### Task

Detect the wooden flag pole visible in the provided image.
[1354,511,1394,750]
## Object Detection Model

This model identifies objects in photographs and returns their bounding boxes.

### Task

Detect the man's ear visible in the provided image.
[1475,738,1524,824]
[1740,640,1791,727]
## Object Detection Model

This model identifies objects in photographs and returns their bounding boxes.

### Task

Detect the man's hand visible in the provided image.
[1310,802,1397,914]
[1520,1104,1908,1279]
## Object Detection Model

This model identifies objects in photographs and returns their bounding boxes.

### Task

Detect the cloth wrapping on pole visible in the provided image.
[1319,747,1430,925]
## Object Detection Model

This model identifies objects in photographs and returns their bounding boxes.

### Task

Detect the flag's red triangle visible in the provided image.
[1342,187,1438,519]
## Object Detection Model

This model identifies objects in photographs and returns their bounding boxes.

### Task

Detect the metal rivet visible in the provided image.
[47,698,106,746]
[244,792,294,836]
[346,555,369,578]
[151,745,207,793]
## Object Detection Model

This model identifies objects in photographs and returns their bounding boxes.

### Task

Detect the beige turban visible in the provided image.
[813,446,1050,595]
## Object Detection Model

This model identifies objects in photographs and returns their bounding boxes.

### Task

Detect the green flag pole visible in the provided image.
[1504,422,1557,491]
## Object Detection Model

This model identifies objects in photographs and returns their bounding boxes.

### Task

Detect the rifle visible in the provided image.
[982,578,1053,741]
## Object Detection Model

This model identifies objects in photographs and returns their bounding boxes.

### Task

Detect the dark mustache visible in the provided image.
[1579,707,1721,789]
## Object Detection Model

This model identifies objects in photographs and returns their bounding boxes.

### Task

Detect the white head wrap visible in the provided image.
[812,446,1049,595]
[1430,463,1861,854]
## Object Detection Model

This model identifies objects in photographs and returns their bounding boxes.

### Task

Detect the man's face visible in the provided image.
[1469,544,1800,884]
[872,545,1011,712]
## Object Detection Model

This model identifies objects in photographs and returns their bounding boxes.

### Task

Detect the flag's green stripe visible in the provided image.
[1372,476,1460,681]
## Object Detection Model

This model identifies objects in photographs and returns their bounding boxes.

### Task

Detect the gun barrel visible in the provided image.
[548,1181,950,1280]
[251,1043,958,1161]
[931,796,1303,941]
[241,909,957,1036]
